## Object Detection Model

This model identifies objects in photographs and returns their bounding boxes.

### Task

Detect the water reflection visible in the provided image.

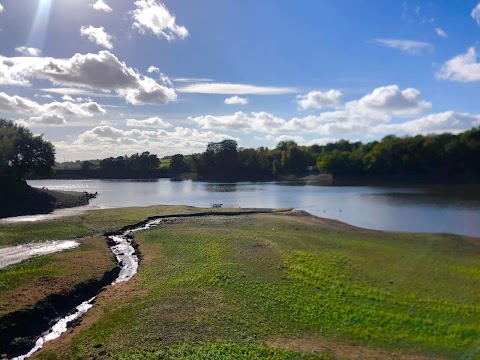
[24,179,480,237]
[203,184,261,192]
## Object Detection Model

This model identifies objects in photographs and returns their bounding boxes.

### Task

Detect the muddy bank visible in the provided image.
[0,241,80,269]
[0,182,97,219]
[0,267,120,358]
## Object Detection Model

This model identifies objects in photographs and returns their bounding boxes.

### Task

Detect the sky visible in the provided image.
[1,0,480,161]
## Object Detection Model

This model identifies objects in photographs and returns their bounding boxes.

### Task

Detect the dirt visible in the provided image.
[0,237,115,317]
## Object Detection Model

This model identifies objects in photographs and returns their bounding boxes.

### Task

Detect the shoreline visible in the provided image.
[0,185,97,219]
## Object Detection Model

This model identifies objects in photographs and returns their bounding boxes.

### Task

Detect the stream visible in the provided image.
[10,217,169,360]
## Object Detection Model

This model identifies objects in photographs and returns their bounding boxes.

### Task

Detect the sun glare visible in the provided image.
[27,0,53,49]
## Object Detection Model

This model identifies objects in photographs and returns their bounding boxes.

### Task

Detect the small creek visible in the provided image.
[10,217,169,360]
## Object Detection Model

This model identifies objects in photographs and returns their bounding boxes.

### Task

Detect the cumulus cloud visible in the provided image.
[80,26,113,50]
[132,0,189,41]
[29,114,67,126]
[0,51,177,105]
[372,111,480,135]
[472,3,480,26]
[192,111,286,133]
[15,46,42,57]
[62,95,76,102]
[435,28,447,38]
[193,85,431,135]
[0,3,3,13]
[0,60,30,86]
[437,47,480,82]
[126,117,172,128]
[54,125,236,160]
[90,0,112,13]
[225,96,248,105]
[356,85,431,116]
[297,90,342,110]
[0,91,106,118]
[373,39,433,54]
[178,83,297,95]
[147,66,160,73]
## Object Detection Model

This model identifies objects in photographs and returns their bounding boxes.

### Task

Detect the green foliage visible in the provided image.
[169,154,188,171]
[317,128,480,176]
[99,151,160,176]
[0,119,55,183]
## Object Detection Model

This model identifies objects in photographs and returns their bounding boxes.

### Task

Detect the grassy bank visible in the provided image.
[1,207,472,360]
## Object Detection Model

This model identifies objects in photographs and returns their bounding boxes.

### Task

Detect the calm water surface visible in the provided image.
[29,179,480,237]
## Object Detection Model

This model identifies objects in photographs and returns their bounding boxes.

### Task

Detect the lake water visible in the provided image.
[28,179,480,238]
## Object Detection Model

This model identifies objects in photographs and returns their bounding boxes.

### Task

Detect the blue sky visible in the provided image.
[1,0,480,160]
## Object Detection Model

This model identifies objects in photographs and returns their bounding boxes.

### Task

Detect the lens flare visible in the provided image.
[27,0,53,49]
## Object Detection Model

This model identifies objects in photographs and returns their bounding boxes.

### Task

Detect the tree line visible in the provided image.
[177,128,480,180]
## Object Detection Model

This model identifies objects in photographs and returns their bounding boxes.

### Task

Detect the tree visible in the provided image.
[0,120,55,184]
[81,161,95,171]
[170,154,188,171]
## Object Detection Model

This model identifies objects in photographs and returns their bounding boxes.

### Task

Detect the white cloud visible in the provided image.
[373,39,434,54]
[356,85,431,116]
[435,28,447,38]
[62,95,76,102]
[15,46,42,57]
[0,3,4,13]
[90,0,112,13]
[178,83,297,95]
[132,0,189,41]
[372,111,480,135]
[0,91,106,118]
[41,87,113,97]
[174,77,214,83]
[265,135,305,144]
[147,66,160,73]
[126,116,172,128]
[0,51,177,105]
[192,111,286,133]
[192,85,431,135]
[29,113,66,126]
[437,47,480,82]
[80,26,113,50]
[472,3,480,26]
[297,90,342,110]
[225,96,248,105]
[0,60,30,86]
[54,125,236,160]
[34,94,54,99]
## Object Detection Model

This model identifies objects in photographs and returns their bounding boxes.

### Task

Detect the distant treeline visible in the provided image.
[51,127,480,181]
[316,127,480,177]
[186,128,480,181]
[51,152,173,179]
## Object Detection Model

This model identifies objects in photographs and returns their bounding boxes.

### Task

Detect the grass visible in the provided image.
[31,211,480,360]
[0,205,212,247]
[0,255,61,293]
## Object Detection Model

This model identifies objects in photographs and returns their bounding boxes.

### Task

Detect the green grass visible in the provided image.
[0,205,210,246]
[159,159,171,169]
[0,255,61,292]
[44,212,480,360]
[113,343,330,360]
